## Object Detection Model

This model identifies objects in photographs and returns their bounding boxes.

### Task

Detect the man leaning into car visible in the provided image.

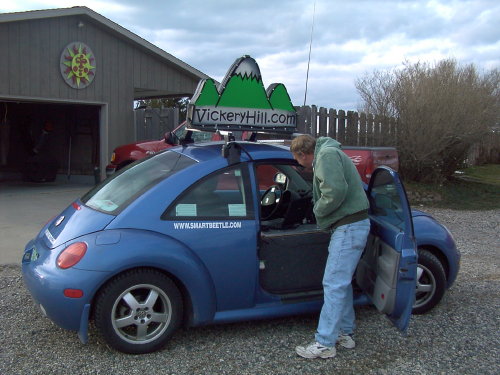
[291,134,370,359]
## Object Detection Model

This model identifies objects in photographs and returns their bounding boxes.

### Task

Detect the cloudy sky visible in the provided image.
[2,0,499,110]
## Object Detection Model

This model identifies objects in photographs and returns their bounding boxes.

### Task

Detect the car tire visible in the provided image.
[412,249,446,315]
[94,268,183,354]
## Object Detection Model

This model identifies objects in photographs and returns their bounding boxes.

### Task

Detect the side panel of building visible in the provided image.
[0,13,202,176]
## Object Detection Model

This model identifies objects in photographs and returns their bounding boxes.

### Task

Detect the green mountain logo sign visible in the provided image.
[187,55,297,133]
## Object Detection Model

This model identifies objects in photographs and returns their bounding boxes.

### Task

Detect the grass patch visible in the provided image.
[458,164,500,186]
[405,164,500,210]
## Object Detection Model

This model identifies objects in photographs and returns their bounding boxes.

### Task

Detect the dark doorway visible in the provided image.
[0,101,100,182]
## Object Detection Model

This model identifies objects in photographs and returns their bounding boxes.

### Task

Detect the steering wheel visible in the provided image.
[261,185,286,220]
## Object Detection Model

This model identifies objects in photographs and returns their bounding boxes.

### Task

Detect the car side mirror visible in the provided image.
[164,132,178,146]
[274,172,287,185]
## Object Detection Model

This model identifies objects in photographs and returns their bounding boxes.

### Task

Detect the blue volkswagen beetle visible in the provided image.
[22,140,460,354]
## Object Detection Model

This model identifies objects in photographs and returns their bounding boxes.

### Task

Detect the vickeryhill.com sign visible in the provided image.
[191,106,296,127]
[187,55,297,133]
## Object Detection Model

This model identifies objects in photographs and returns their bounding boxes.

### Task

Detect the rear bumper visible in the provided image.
[21,239,108,333]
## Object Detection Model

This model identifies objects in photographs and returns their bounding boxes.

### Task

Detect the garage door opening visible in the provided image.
[0,101,100,183]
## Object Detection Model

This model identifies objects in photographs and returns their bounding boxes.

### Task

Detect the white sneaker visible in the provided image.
[337,334,355,349]
[295,342,336,359]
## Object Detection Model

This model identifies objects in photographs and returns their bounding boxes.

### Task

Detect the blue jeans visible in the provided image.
[315,218,370,347]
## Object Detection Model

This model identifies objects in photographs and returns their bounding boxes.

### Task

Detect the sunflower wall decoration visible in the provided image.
[60,42,96,89]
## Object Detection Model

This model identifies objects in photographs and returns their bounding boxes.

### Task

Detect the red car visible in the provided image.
[106,122,222,176]
[106,122,398,183]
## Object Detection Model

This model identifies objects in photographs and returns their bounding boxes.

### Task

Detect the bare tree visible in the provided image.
[356,59,499,182]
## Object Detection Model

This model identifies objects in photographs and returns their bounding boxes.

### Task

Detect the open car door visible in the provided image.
[356,167,417,332]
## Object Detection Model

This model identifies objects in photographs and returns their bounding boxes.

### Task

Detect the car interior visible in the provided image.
[257,164,406,316]
[256,163,331,295]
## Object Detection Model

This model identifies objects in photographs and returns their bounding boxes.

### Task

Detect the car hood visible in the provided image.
[117,139,165,153]
[41,200,115,249]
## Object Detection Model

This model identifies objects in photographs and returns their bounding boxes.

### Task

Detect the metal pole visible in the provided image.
[303,1,316,106]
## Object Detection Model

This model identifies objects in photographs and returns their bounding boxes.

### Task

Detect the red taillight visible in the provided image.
[64,289,84,298]
[57,242,87,269]
[72,202,81,210]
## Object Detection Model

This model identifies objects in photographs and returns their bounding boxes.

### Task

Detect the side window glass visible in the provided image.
[369,169,406,231]
[173,124,187,139]
[255,163,311,194]
[173,124,213,143]
[164,167,252,219]
[192,132,213,143]
[256,165,280,191]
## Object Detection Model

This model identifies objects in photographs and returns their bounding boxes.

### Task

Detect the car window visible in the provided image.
[256,163,311,193]
[192,132,215,142]
[174,123,213,143]
[369,169,406,231]
[255,165,280,190]
[82,151,196,214]
[173,124,187,139]
[164,166,253,219]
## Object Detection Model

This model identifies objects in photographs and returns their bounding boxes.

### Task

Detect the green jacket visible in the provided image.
[312,137,369,230]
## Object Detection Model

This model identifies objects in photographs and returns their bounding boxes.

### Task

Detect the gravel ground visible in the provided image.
[1,208,499,375]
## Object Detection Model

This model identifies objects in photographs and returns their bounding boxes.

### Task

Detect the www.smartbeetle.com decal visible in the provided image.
[187,55,296,133]
[173,222,243,230]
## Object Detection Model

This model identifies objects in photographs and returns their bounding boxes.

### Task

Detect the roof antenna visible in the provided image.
[303,1,316,106]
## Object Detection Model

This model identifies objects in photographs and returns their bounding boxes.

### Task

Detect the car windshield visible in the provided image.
[82,151,196,214]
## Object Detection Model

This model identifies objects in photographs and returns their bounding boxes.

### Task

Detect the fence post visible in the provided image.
[389,116,397,145]
[346,111,358,146]
[366,113,374,146]
[359,112,367,146]
[337,110,346,144]
[380,115,389,146]
[374,114,382,146]
[328,108,337,139]
[318,107,328,136]
[296,106,311,134]
[311,105,318,137]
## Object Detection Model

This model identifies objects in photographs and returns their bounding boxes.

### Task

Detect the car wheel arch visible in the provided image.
[417,244,449,281]
[89,262,215,327]
[413,247,448,314]
[91,267,184,353]
[90,266,185,313]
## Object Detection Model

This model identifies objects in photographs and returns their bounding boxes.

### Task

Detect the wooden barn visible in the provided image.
[0,6,208,182]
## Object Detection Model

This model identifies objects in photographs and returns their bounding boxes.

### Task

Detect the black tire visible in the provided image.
[94,268,183,354]
[412,249,446,315]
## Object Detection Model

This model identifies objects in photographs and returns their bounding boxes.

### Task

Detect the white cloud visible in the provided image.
[1,0,499,110]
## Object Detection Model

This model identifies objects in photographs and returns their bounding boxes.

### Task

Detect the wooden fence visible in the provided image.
[295,106,397,147]
[136,105,399,147]
[134,107,179,141]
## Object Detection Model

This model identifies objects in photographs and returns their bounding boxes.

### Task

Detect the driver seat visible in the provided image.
[281,195,311,228]
[261,193,311,230]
